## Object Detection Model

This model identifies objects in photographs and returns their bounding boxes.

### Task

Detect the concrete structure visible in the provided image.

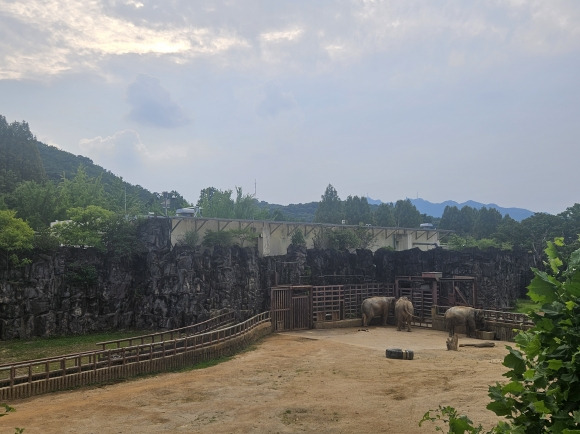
[170,217,450,257]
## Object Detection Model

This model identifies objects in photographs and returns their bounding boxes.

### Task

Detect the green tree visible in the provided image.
[5,180,59,229]
[270,209,286,221]
[51,205,114,250]
[439,205,462,231]
[0,210,35,249]
[484,237,580,432]
[393,199,421,228]
[473,207,502,239]
[314,184,343,224]
[520,213,563,261]
[0,115,45,194]
[101,215,143,261]
[344,195,371,225]
[440,205,476,235]
[0,209,35,266]
[374,203,396,227]
[558,203,580,246]
[459,206,477,235]
[58,166,106,218]
[196,187,234,218]
[421,237,580,433]
[233,186,268,220]
[105,178,144,216]
[494,215,524,247]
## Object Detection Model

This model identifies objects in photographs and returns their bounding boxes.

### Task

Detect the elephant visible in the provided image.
[444,306,485,338]
[361,296,395,327]
[395,296,414,332]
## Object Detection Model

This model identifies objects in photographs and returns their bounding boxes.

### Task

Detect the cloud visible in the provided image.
[0,0,247,80]
[256,84,297,117]
[2,1,579,82]
[125,75,191,128]
[79,129,146,165]
[78,129,192,187]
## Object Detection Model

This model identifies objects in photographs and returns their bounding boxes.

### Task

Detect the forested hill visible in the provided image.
[0,116,45,188]
[0,114,158,207]
[257,201,318,222]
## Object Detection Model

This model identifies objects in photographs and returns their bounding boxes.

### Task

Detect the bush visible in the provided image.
[420,237,580,433]
[33,227,60,252]
[291,229,306,246]
[202,230,233,248]
[178,230,199,249]
[230,228,258,247]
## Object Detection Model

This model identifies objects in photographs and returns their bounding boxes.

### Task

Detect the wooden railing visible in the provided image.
[481,309,534,326]
[433,305,533,325]
[0,312,271,401]
[95,310,236,350]
[431,306,533,341]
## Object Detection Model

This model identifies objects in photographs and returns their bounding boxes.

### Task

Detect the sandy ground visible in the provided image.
[0,326,511,434]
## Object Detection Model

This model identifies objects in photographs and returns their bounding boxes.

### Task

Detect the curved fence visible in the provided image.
[0,312,271,401]
[95,310,236,350]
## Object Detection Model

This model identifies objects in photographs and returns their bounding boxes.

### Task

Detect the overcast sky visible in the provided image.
[1,1,579,215]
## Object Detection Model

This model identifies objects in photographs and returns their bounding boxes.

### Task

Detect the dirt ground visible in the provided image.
[0,326,511,434]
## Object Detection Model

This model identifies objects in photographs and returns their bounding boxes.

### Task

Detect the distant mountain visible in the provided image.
[260,197,535,224]
[368,197,534,222]
[257,201,318,222]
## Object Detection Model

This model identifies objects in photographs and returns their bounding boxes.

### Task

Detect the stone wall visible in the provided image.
[0,219,536,339]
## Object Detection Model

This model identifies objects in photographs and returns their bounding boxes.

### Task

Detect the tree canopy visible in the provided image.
[314,184,343,224]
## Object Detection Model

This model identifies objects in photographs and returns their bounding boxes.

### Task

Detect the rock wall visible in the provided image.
[0,219,536,339]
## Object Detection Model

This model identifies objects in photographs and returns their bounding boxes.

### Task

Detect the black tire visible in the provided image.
[386,348,414,360]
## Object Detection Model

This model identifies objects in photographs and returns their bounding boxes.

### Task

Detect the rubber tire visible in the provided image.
[386,348,414,360]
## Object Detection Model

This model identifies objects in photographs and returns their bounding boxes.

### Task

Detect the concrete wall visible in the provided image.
[170,217,445,257]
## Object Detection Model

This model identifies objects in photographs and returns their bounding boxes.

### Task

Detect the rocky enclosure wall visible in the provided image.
[0,219,536,339]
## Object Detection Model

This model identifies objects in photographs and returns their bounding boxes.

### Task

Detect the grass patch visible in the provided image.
[0,330,152,364]
[513,298,541,314]
[191,356,234,370]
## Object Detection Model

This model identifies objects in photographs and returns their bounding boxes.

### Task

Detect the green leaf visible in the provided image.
[534,317,555,333]
[527,270,559,304]
[547,359,564,371]
[486,401,513,417]
[565,279,580,298]
[530,400,550,414]
[504,351,526,376]
[502,381,525,394]
[567,247,580,271]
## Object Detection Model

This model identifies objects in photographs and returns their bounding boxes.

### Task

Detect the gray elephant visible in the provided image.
[395,296,414,332]
[361,296,395,327]
[444,306,485,337]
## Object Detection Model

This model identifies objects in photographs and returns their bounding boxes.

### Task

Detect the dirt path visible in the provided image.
[0,327,510,433]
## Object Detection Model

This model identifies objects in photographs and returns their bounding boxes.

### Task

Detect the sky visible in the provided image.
[1,1,579,215]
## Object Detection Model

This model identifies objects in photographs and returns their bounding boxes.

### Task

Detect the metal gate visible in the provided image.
[271,286,313,331]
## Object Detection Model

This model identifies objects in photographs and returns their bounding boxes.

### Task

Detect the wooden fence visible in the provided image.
[431,306,533,341]
[95,310,236,350]
[0,312,271,401]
